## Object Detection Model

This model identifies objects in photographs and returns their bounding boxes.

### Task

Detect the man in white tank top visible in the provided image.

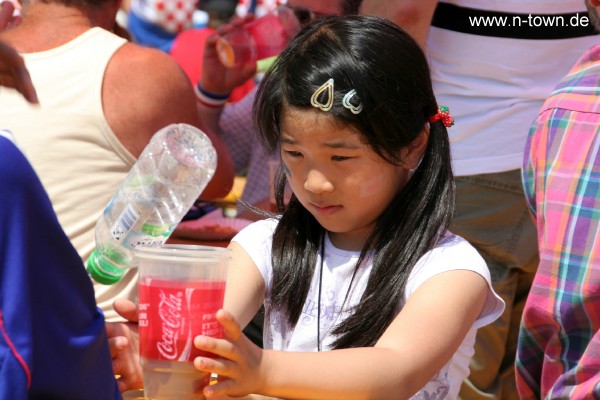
[359,1,598,399]
[0,0,235,321]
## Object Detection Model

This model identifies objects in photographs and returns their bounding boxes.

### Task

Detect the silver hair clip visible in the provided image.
[310,78,334,112]
[342,89,362,115]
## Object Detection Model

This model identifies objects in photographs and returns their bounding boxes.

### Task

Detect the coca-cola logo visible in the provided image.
[157,290,186,360]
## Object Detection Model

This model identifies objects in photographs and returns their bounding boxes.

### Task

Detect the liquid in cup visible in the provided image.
[216,6,301,68]
[136,245,230,400]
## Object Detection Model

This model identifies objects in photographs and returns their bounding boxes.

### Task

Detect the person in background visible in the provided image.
[0,0,234,321]
[126,0,203,52]
[515,1,600,398]
[119,0,256,103]
[110,15,505,398]
[1,29,120,400]
[358,1,599,398]
[0,131,121,399]
[235,0,283,19]
[168,12,256,104]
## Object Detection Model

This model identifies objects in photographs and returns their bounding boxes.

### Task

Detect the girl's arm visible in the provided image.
[223,241,266,329]
[196,269,488,399]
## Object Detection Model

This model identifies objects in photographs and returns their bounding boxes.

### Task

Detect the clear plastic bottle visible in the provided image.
[86,123,217,285]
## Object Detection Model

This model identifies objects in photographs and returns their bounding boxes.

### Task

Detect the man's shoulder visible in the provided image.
[110,41,188,81]
[102,40,200,155]
[105,39,196,109]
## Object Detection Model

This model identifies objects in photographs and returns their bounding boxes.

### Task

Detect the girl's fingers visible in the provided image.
[216,309,243,341]
[193,355,232,376]
[194,334,237,359]
[203,377,235,398]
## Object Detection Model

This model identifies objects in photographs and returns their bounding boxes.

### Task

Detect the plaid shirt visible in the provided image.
[517,45,600,399]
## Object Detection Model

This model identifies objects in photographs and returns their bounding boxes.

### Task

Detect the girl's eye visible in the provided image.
[285,150,302,158]
[332,155,351,161]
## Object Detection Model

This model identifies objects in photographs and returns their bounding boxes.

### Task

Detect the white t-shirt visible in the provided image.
[428,0,599,176]
[232,218,505,399]
[0,28,134,322]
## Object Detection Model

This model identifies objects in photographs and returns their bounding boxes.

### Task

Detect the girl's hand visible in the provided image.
[194,309,266,398]
[106,298,143,392]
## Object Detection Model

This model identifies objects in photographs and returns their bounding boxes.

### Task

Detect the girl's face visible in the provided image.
[280,109,411,251]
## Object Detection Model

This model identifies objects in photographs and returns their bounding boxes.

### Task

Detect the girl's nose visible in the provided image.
[304,169,334,193]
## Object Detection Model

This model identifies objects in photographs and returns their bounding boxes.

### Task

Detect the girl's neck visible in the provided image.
[328,230,370,252]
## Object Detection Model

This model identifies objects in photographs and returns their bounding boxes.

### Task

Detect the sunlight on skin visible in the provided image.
[358,171,391,198]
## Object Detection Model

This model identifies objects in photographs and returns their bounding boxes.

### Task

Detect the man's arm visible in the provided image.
[195,18,257,137]
[103,43,235,199]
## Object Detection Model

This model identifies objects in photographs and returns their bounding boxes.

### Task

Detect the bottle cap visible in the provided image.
[86,248,127,285]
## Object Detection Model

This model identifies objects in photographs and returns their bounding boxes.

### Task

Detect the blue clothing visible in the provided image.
[127,10,177,52]
[0,134,121,399]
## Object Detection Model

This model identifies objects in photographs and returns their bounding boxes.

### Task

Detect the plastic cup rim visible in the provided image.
[134,244,231,262]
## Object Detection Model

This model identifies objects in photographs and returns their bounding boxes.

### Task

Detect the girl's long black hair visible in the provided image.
[253,15,454,349]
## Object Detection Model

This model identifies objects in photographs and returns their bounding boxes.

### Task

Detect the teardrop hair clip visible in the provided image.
[310,78,334,112]
[342,89,363,114]
[428,106,454,127]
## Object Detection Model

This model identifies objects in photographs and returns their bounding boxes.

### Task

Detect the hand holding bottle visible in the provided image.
[216,6,301,68]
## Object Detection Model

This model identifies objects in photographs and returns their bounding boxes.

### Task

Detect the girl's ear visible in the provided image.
[400,127,429,169]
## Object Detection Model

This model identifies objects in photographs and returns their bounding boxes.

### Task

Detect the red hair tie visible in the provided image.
[428,106,454,128]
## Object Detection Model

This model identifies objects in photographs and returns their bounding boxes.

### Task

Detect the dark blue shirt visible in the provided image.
[0,134,121,399]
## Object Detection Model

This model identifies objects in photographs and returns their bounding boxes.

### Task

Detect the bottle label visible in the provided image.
[110,203,174,248]
[138,279,226,362]
[124,223,174,249]
[110,204,140,242]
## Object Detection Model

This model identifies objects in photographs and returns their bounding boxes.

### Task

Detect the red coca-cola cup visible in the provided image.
[135,244,230,400]
[216,5,301,68]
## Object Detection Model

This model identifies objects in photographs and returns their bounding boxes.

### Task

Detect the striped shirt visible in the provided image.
[516,45,600,399]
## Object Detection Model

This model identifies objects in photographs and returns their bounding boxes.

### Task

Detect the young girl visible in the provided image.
[111,15,504,399]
